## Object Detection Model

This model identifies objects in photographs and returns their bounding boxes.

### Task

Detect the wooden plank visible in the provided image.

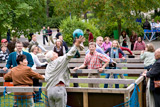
[70,78,135,84]
[138,82,143,107]
[124,93,130,106]
[127,76,144,92]
[68,63,144,68]
[83,92,88,107]
[69,58,143,63]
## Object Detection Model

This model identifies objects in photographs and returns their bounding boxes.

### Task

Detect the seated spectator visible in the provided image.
[119,46,133,58]
[101,37,112,51]
[59,35,68,52]
[0,39,10,54]
[74,42,109,88]
[53,39,65,56]
[30,45,48,70]
[119,31,130,47]
[28,35,47,52]
[4,55,45,107]
[0,46,9,62]
[22,42,30,52]
[104,40,126,88]
[140,43,155,71]
[130,31,138,50]
[133,37,146,51]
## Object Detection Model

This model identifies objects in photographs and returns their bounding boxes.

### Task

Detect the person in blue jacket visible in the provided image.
[3,41,34,71]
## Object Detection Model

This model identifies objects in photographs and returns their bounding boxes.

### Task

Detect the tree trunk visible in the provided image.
[46,0,49,18]
[117,19,121,39]
[0,32,1,42]
[84,12,87,21]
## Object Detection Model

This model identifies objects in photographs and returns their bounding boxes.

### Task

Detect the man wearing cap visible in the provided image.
[0,39,10,54]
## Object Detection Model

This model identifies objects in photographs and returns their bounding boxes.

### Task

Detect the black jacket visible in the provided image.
[146,59,160,91]
[143,21,151,30]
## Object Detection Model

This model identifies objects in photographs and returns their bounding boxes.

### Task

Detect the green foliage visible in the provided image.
[60,16,101,46]
[46,16,65,28]
[0,0,47,39]
[154,16,160,22]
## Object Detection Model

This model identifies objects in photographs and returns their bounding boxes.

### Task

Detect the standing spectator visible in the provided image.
[143,19,151,40]
[45,36,84,107]
[59,35,68,52]
[53,39,65,56]
[86,36,113,63]
[101,37,112,51]
[150,19,157,40]
[142,48,160,107]
[4,55,45,107]
[28,35,47,52]
[30,45,47,102]
[104,40,126,88]
[86,29,94,42]
[119,31,130,47]
[55,29,62,39]
[7,29,11,43]
[42,26,48,45]
[47,27,54,46]
[1,39,10,54]
[133,37,146,51]
[0,46,9,62]
[155,20,160,30]
[2,41,34,72]
[74,42,109,88]
[130,31,138,50]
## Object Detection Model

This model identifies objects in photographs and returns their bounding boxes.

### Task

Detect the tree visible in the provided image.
[0,0,47,41]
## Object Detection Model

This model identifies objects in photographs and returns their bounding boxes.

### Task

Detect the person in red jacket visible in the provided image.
[86,29,94,42]
[119,47,133,58]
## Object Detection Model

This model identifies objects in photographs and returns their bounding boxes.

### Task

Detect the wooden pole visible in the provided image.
[83,92,88,107]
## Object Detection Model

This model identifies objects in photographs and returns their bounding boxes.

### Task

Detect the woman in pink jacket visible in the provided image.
[133,37,146,51]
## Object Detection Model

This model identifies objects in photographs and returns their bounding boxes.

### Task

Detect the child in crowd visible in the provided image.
[0,46,9,62]
[101,37,112,51]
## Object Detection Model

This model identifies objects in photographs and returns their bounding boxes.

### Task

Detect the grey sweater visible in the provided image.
[45,45,77,89]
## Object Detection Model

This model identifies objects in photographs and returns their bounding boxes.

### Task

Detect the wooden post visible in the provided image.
[138,82,143,107]
[83,92,88,107]
[124,93,130,107]
[45,91,49,107]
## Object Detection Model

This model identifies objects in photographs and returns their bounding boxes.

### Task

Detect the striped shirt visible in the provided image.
[84,51,109,69]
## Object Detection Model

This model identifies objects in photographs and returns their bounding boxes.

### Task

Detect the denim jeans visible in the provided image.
[144,29,150,40]
[104,67,119,88]
[144,65,153,71]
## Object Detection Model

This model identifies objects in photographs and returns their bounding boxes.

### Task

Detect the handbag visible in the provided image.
[154,80,160,88]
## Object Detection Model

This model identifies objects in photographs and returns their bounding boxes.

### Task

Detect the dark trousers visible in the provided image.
[43,36,48,45]
[33,78,42,101]
[73,73,79,87]
[131,44,134,50]
[153,89,160,107]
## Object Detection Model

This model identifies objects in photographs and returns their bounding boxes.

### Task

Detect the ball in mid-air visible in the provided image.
[73,29,84,39]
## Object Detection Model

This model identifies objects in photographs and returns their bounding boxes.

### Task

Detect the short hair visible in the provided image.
[89,42,96,47]
[57,29,59,32]
[155,48,160,59]
[32,35,36,38]
[16,55,26,65]
[111,40,120,48]
[22,42,29,48]
[104,37,110,41]
[146,43,155,52]
[86,29,90,32]
[55,39,62,45]
[30,45,38,52]
[96,36,103,41]
[45,51,54,62]
[15,41,23,47]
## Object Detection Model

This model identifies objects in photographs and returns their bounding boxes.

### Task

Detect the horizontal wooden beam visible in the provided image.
[68,63,144,68]
[69,78,135,84]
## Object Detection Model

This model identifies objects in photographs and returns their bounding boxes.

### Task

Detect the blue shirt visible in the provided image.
[86,44,113,62]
